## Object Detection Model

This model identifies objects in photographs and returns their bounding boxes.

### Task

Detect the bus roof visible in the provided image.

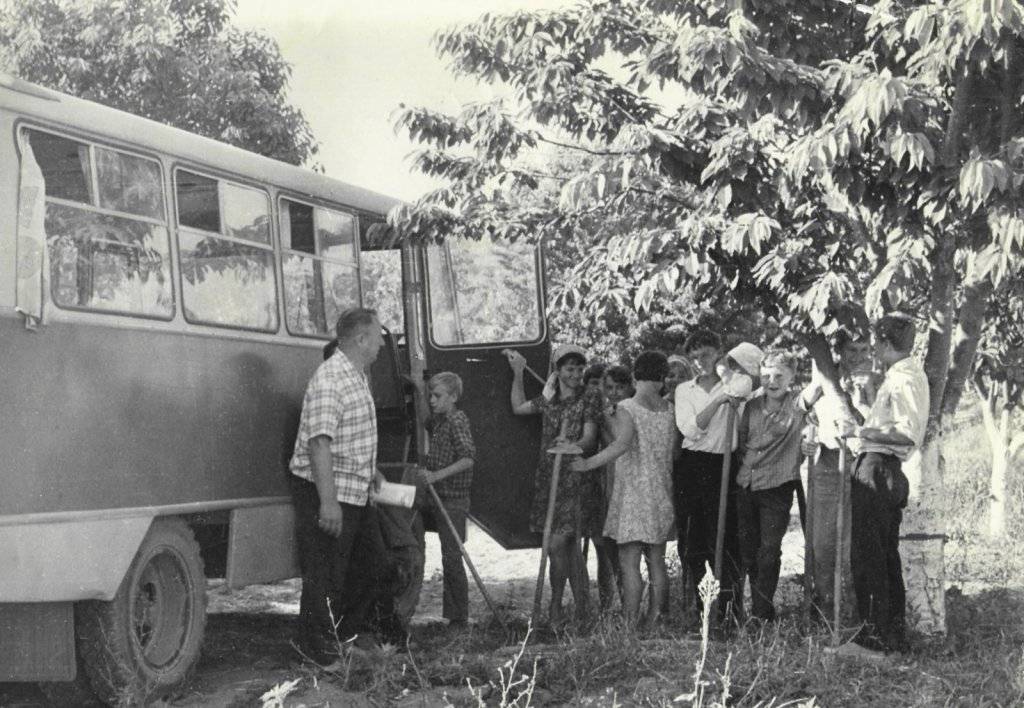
[0,73,404,218]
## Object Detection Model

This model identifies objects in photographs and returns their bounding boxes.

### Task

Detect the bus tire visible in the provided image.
[77,517,206,705]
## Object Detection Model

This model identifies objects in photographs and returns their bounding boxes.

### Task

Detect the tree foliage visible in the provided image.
[0,0,318,166]
[390,0,1024,442]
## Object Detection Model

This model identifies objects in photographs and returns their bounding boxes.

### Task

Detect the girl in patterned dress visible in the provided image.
[570,351,676,627]
[508,345,601,624]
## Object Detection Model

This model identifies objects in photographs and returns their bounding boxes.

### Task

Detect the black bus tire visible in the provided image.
[77,517,206,705]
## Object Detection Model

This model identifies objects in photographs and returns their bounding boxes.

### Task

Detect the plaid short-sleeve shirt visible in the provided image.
[290,350,377,506]
[425,409,476,500]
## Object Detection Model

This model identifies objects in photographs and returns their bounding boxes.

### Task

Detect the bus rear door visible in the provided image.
[418,237,548,549]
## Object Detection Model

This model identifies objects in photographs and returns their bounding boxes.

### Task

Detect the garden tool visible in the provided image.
[423,479,508,633]
[532,419,582,624]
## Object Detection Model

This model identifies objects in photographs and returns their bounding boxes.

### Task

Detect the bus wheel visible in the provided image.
[77,517,206,705]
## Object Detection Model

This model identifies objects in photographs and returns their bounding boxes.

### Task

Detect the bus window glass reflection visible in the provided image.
[178,231,277,330]
[174,169,277,331]
[223,183,271,244]
[96,147,164,220]
[359,219,404,336]
[316,208,356,262]
[426,236,541,346]
[280,197,360,337]
[24,128,173,319]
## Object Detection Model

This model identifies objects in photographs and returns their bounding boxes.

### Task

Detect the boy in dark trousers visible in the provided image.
[735,351,806,621]
[415,372,477,627]
[836,314,928,658]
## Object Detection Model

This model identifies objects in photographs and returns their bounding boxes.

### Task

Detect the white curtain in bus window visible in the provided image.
[426,236,542,346]
[26,129,174,319]
[282,254,359,335]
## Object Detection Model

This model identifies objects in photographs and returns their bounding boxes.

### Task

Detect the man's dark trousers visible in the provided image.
[292,476,375,659]
[850,451,909,651]
[737,480,797,621]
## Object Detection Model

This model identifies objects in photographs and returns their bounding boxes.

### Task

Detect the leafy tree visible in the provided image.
[0,0,318,166]
[391,0,1024,633]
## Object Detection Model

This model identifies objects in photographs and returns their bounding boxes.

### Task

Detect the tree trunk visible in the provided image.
[901,65,975,637]
[941,262,993,417]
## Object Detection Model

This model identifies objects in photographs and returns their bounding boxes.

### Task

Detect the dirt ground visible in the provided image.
[0,521,806,707]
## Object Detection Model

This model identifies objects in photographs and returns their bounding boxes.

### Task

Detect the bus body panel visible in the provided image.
[0,313,313,517]
[0,515,152,602]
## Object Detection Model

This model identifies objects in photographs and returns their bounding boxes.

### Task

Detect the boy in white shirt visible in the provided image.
[839,314,928,657]
[674,331,763,621]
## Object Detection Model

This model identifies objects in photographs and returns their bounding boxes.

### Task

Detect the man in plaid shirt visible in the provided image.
[290,308,385,661]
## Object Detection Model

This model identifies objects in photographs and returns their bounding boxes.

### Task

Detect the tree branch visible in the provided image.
[534,134,640,157]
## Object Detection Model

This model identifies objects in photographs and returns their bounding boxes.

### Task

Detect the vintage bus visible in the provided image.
[0,73,549,702]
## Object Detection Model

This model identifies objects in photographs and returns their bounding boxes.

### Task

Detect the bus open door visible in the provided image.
[413,236,549,549]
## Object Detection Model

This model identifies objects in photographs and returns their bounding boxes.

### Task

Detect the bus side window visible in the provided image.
[175,171,278,332]
[359,218,404,337]
[425,236,543,346]
[25,129,174,319]
[280,198,359,336]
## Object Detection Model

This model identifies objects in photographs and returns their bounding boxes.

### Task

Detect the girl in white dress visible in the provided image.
[570,352,676,626]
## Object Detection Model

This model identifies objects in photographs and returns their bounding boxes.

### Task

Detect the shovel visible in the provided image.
[423,480,508,633]
[712,403,738,617]
[531,419,582,624]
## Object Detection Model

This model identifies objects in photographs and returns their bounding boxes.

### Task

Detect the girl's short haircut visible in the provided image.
[633,351,669,383]
[429,371,463,400]
[603,364,633,386]
[761,349,795,372]
[583,363,607,384]
[683,328,721,354]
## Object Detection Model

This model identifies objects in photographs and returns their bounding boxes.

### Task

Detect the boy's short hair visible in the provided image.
[874,314,916,353]
[429,371,463,400]
[583,363,607,385]
[603,364,633,387]
[760,349,795,372]
[683,329,721,354]
[633,351,669,383]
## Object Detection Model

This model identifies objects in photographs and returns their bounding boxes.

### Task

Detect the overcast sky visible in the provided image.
[233,1,570,201]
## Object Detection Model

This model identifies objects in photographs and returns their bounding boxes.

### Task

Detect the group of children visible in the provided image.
[417,313,927,658]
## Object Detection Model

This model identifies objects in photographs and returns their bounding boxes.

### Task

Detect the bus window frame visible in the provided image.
[18,123,177,323]
[277,193,363,341]
[172,165,281,335]
[422,239,547,351]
